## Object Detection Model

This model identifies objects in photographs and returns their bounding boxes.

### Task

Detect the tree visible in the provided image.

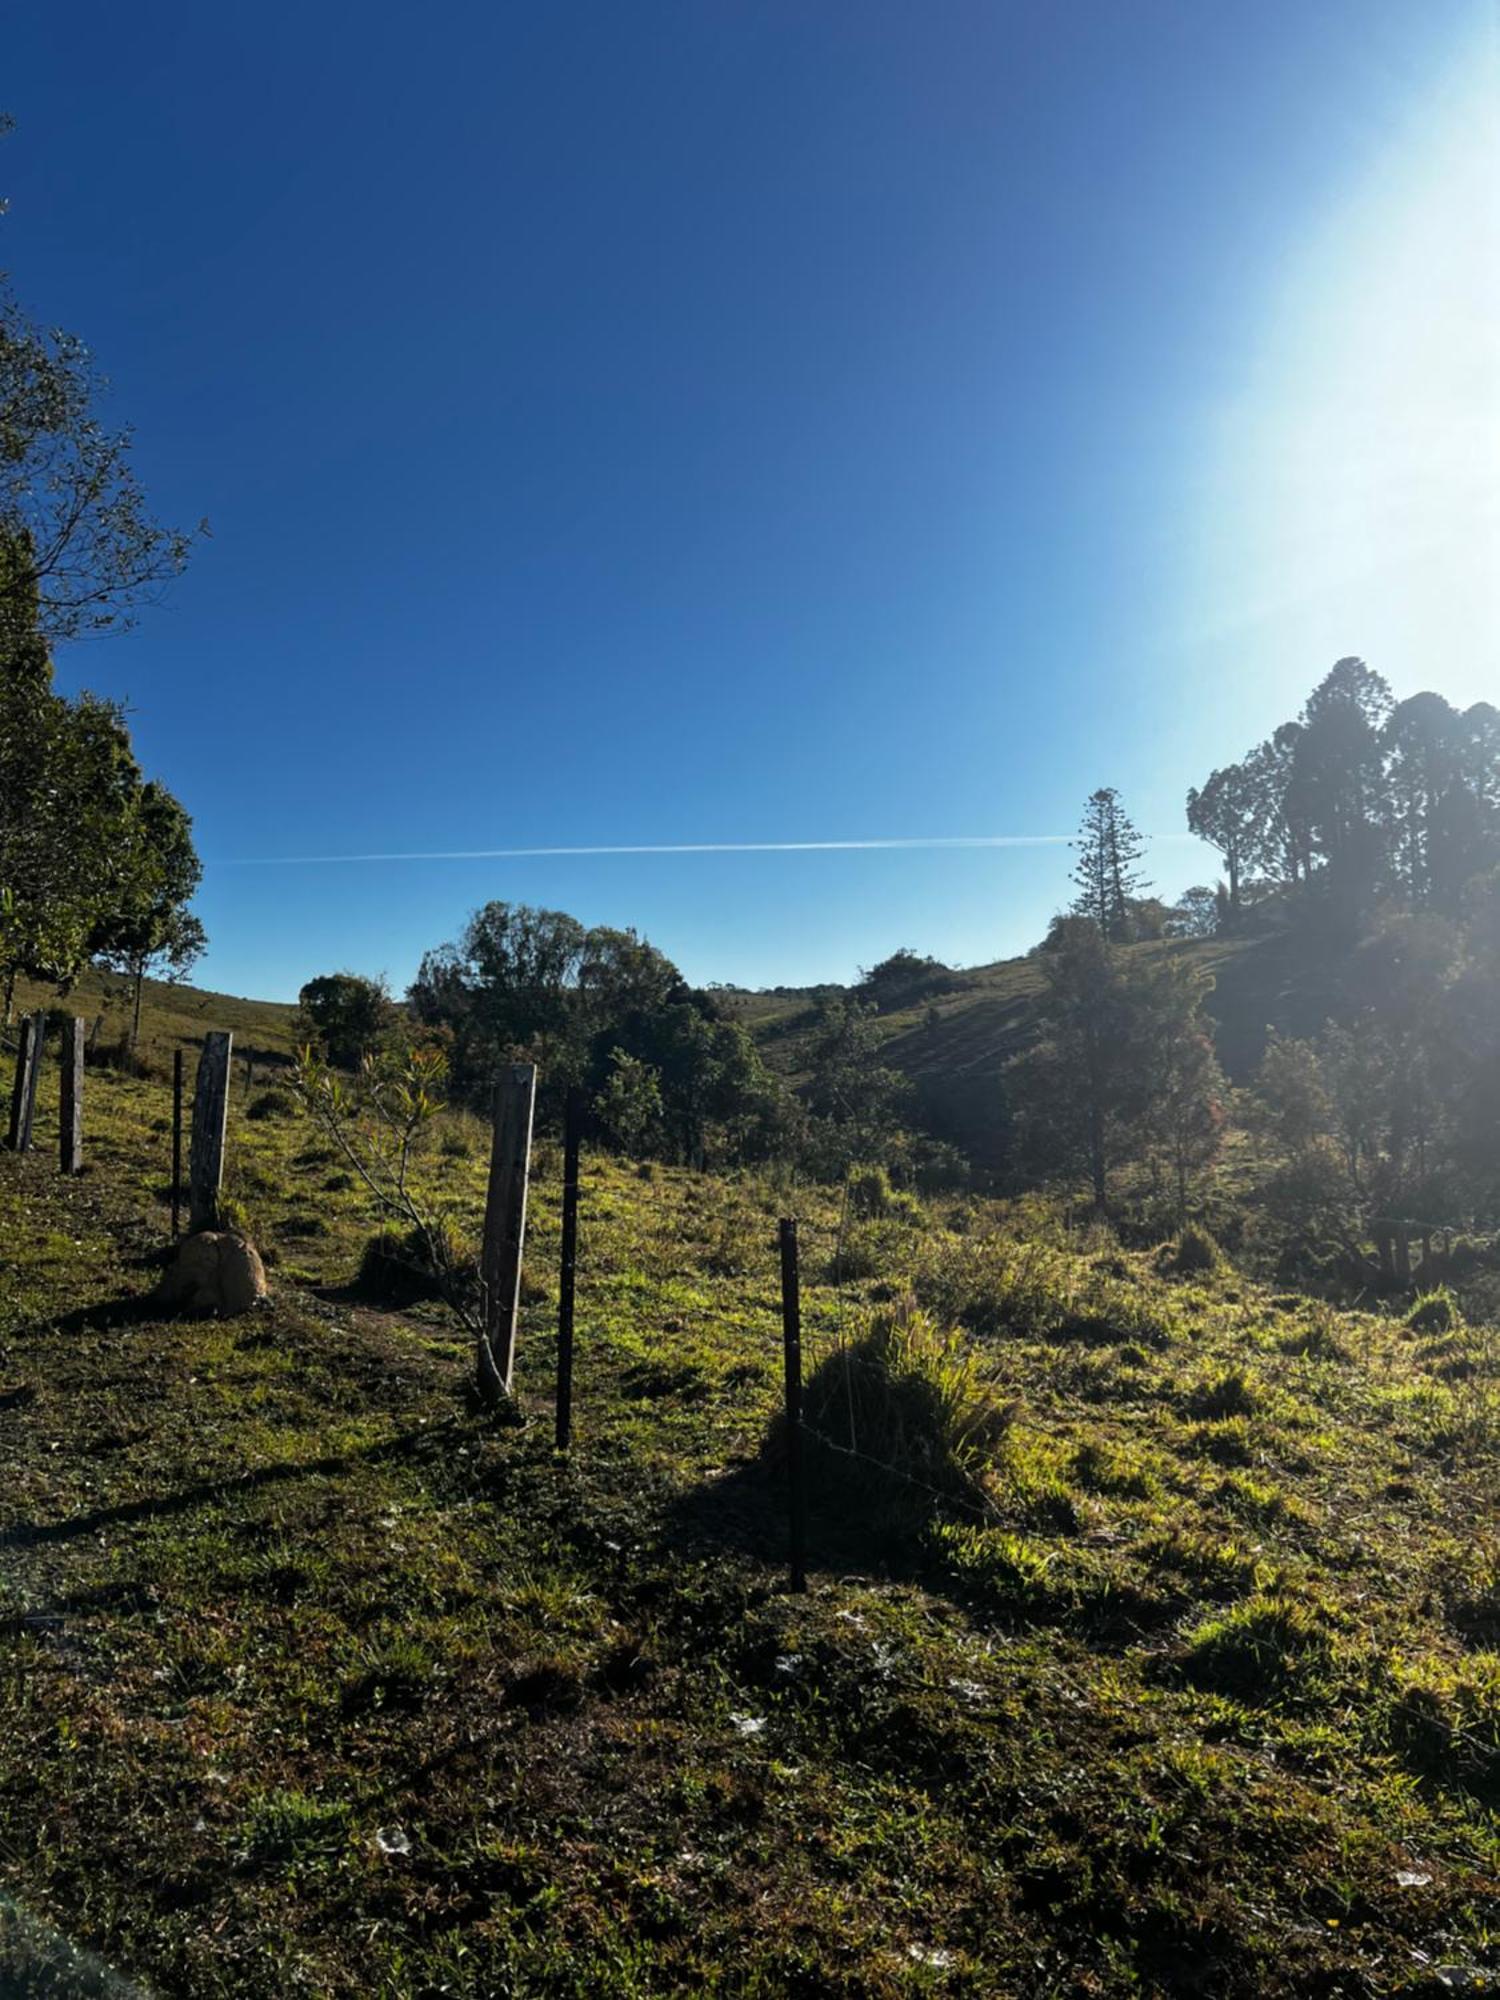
[1290,661,1393,928]
[593,1047,665,1154]
[0,175,203,1010]
[1186,762,1261,919]
[1167,886,1222,939]
[1071,788,1150,941]
[1013,918,1223,1209]
[91,780,204,1045]
[856,949,957,1013]
[1255,1032,1332,1155]
[1382,693,1463,908]
[1138,962,1228,1219]
[0,667,144,1019]
[410,903,589,1095]
[801,996,913,1178]
[410,901,791,1163]
[0,277,201,650]
[298,972,396,1070]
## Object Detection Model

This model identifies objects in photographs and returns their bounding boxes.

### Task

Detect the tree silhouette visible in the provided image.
[1071,788,1150,941]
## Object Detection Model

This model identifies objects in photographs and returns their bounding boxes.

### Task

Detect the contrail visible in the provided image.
[216,832,1197,866]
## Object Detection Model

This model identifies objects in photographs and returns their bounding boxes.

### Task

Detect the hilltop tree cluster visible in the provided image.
[1186,659,1500,933]
[406,903,792,1165]
[1250,881,1500,1272]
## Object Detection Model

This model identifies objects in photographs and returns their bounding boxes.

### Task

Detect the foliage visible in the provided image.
[410,901,790,1164]
[1070,786,1150,940]
[1244,892,1500,1277]
[288,1042,491,1361]
[800,996,912,1178]
[855,947,959,1013]
[796,1304,1013,1529]
[89,779,205,1044]
[1171,1222,1223,1275]
[1186,763,1262,920]
[1186,660,1500,932]
[297,971,396,1070]
[0,670,144,1012]
[0,532,202,1024]
[0,271,201,647]
[593,1046,664,1154]
[844,1161,920,1221]
[1167,883,1224,938]
[1010,918,1224,1209]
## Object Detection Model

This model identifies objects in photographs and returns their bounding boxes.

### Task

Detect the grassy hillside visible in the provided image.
[735,923,1372,1169]
[9,965,302,1068]
[0,983,1496,1995]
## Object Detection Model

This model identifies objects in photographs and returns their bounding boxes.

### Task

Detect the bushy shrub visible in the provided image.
[914,1233,1073,1338]
[356,1221,475,1305]
[1405,1286,1462,1334]
[845,1162,920,1222]
[1181,1597,1335,1702]
[1184,1368,1259,1420]
[87,1033,165,1080]
[1169,1223,1222,1276]
[793,1306,1013,1530]
[830,1217,920,1285]
[1384,1654,1500,1803]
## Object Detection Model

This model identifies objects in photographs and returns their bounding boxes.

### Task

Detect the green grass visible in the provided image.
[0,980,1497,1994]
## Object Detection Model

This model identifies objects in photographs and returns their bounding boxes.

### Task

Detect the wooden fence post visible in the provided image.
[7,1015,36,1151]
[478,1062,537,1406]
[171,1050,184,1239]
[59,1017,84,1175]
[21,1013,43,1152]
[189,1031,233,1233]
[779,1217,808,1594]
[8,1013,44,1153]
[556,1086,583,1451]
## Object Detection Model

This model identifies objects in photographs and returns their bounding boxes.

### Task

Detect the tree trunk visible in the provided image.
[1088,1101,1107,1211]
[2,967,14,1030]
[130,963,145,1050]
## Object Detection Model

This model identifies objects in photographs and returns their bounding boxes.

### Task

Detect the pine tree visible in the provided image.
[1071,787,1150,940]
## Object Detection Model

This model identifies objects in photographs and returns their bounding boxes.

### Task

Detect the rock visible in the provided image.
[155,1231,268,1317]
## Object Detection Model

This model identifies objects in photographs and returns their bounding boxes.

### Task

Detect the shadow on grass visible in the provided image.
[661,1432,938,1586]
[21,1293,164,1338]
[0,1894,146,1999]
[0,1416,477,1554]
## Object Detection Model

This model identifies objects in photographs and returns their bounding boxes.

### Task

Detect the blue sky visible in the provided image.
[6,1,1497,999]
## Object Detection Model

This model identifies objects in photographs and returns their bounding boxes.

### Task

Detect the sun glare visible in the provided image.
[1207,25,1500,708]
